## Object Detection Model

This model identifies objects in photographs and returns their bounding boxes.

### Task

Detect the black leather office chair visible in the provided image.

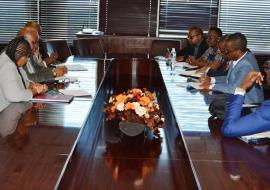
[45,39,72,62]
[73,38,104,58]
[150,39,181,58]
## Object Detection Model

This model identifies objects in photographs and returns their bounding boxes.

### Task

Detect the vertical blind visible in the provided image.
[39,0,98,42]
[99,0,158,36]
[0,0,38,43]
[219,0,270,53]
[159,0,218,38]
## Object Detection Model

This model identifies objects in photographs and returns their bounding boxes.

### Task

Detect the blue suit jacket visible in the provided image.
[213,51,264,104]
[222,95,270,137]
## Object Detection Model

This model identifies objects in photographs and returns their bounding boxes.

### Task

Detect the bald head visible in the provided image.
[25,21,42,35]
[17,27,39,52]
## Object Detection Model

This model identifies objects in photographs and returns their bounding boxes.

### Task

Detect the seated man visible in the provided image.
[176,26,208,61]
[222,70,270,137]
[25,21,57,67]
[188,27,223,68]
[200,32,263,104]
[17,26,67,83]
[202,34,230,77]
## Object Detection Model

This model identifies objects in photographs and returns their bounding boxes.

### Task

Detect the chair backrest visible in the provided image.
[150,39,181,58]
[73,38,104,57]
[45,39,72,62]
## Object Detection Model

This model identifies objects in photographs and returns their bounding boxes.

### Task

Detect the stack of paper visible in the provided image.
[242,131,270,139]
[154,56,168,61]
[59,89,92,97]
[240,131,270,145]
[57,64,88,71]
[174,61,198,69]
[55,76,78,83]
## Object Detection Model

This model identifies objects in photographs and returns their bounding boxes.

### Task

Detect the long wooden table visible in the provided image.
[1,57,270,190]
[0,56,107,190]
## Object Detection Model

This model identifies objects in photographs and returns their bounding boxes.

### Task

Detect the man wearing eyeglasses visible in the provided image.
[222,68,270,137]
[200,32,263,105]
[176,26,208,62]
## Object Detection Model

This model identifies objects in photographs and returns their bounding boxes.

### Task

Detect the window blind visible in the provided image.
[0,0,38,43]
[99,0,158,36]
[219,0,270,53]
[159,0,218,38]
[39,0,98,42]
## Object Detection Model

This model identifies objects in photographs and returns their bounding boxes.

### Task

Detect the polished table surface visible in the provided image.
[0,56,107,190]
[1,57,270,190]
[159,60,270,190]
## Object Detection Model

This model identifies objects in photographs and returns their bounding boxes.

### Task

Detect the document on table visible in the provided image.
[57,64,88,71]
[177,70,203,78]
[174,61,198,69]
[154,56,168,61]
[242,131,270,139]
[59,89,92,97]
[55,76,78,82]
[240,131,270,145]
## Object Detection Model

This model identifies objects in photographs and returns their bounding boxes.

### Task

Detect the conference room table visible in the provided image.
[0,56,269,190]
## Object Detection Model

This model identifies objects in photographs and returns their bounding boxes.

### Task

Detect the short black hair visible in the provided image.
[209,27,223,37]
[227,32,247,52]
[189,26,204,35]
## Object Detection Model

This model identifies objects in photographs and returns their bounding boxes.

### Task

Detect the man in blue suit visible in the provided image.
[222,70,270,137]
[200,33,264,104]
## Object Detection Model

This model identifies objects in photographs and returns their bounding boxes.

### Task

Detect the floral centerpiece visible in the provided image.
[104,88,165,136]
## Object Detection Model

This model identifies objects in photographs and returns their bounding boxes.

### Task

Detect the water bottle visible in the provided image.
[171,48,176,63]
[170,48,176,73]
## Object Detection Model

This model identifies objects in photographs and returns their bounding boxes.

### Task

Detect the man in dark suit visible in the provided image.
[176,26,208,61]
[221,67,270,137]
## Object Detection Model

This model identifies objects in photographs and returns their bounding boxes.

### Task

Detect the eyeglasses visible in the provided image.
[187,34,200,40]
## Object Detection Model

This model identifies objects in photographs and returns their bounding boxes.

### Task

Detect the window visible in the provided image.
[219,0,270,53]
[0,0,38,43]
[40,0,99,42]
[159,0,218,38]
[99,0,158,36]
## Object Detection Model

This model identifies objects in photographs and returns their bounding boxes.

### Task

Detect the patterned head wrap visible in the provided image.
[5,36,31,63]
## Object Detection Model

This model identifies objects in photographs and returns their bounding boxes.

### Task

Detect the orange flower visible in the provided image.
[139,96,151,106]
[125,102,135,110]
[115,94,127,103]
[111,106,116,112]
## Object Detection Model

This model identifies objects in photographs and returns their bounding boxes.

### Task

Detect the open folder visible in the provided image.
[31,94,74,103]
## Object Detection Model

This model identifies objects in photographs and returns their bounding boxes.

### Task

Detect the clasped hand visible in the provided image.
[29,83,48,95]
[240,72,264,90]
